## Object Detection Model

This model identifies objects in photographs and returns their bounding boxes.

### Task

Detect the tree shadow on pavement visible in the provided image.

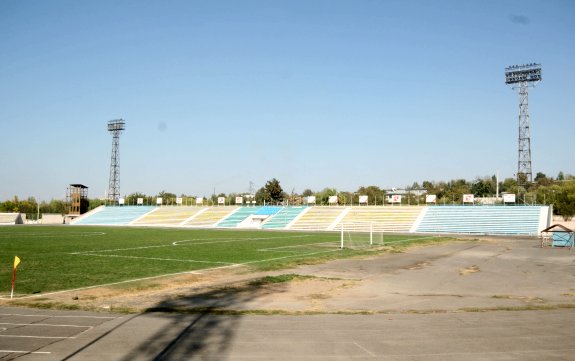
[118,280,282,360]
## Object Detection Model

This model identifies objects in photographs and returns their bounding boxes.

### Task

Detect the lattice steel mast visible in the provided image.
[505,63,542,185]
[107,119,125,204]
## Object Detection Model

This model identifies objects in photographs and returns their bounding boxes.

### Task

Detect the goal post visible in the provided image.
[340,222,385,249]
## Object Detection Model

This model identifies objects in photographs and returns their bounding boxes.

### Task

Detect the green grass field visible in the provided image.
[0,226,442,297]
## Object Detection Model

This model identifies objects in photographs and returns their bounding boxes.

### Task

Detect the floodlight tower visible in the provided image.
[107,119,125,204]
[505,63,542,186]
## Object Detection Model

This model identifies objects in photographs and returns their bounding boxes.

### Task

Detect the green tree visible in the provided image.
[88,198,106,210]
[471,177,495,197]
[157,191,177,205]
[554,180,575,220]
[257,178,285,204]
[255,187,266,204]
[444,179,470,203]
[302,189,314,197]
[125,192,147,206]
[317,188,337,205]
[534,172,552,187]
[422,181,434,190]
[356,186,385,205]
[48,199,69,214]
[500,178,518,194]
[0,197,19,212]
[337,191,351,205]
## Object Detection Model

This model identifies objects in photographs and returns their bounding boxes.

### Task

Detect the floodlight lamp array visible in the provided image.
[505,63,542,84]
[107,119,126,132]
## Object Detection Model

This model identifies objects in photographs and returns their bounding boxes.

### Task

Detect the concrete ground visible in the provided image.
[1,237,574,360]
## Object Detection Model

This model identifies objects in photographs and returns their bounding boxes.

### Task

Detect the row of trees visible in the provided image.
[2,173,574,220]
[0,197,69,220]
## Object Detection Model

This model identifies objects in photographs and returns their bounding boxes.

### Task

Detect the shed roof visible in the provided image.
[541,224,573,233]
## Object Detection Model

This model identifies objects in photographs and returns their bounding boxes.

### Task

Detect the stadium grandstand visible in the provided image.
[70,204,552,236]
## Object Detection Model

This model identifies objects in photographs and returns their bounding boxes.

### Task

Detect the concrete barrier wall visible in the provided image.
[41,214,64,224]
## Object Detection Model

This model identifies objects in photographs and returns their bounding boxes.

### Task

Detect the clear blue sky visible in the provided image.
[1,0,574,201]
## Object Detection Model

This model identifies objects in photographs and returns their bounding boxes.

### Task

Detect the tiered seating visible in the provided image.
[337,206,423,232]
[183,207,238,227]
[262,207,308,229]
[416,206,545,235]
[69,203,548,236]
[75,206,156,225]
[216,207,261,228]
[288,207,346,231]
[256,206,282,216]
[132,206,204,226]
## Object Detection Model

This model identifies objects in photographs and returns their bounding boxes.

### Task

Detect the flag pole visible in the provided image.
[11,256,21,300]
[10,267,17,300]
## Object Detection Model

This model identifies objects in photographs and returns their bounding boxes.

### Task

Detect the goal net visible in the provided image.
[339,222,386,249]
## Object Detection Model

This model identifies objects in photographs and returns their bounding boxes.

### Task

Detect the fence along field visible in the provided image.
[0,226,437,297]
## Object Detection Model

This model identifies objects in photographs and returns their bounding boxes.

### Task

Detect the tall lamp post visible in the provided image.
[107,119,125,205]
[505,63,542,186]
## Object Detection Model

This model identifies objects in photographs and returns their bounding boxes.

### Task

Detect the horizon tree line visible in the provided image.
[1,172,574,220]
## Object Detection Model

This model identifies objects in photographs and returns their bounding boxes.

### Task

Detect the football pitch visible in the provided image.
[0,226,438,297]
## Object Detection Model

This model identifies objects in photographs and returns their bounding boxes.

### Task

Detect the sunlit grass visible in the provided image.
[0,226,444,295]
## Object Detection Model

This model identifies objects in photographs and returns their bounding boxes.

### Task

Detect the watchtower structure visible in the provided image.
[68,184,89,215]
[505,63,542,185]
[107,119,125,203]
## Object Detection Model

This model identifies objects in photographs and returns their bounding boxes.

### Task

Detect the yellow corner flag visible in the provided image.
[11,256,21,300]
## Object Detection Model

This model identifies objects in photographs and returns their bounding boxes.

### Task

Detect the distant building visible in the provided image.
[385,188,427,196]
[384,188,427,204]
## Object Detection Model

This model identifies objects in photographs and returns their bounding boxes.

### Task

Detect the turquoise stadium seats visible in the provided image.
[415,206,543,235]
[75,206,157,225]
[262,207,308,229]
[216,207,262,227]
[255,206,282,216]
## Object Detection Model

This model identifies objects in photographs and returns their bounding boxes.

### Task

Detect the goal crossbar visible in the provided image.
[339,222,384,249]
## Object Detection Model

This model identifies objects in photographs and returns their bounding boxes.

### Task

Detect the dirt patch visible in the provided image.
[459,265,480,275]
[407,261,431,270]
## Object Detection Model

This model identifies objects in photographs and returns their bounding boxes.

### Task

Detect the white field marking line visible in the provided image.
[0,335,75,339]
[68,239,199,255]
[173,234,313,246]
[68,234,313,255]
[11,271,207,300]
[73,253,237,265]
[0,350,51,354]
[69,243,170,255]
[68,239,234,254]
[353,341,376,357]
[0,232,106,238]
[257,241,338,251]
[74,237,334,264]
[0,323,93,338]
[0,321,96,339]
[0,323,92,329]
[0,314,117,319]
[14,247,342,300]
